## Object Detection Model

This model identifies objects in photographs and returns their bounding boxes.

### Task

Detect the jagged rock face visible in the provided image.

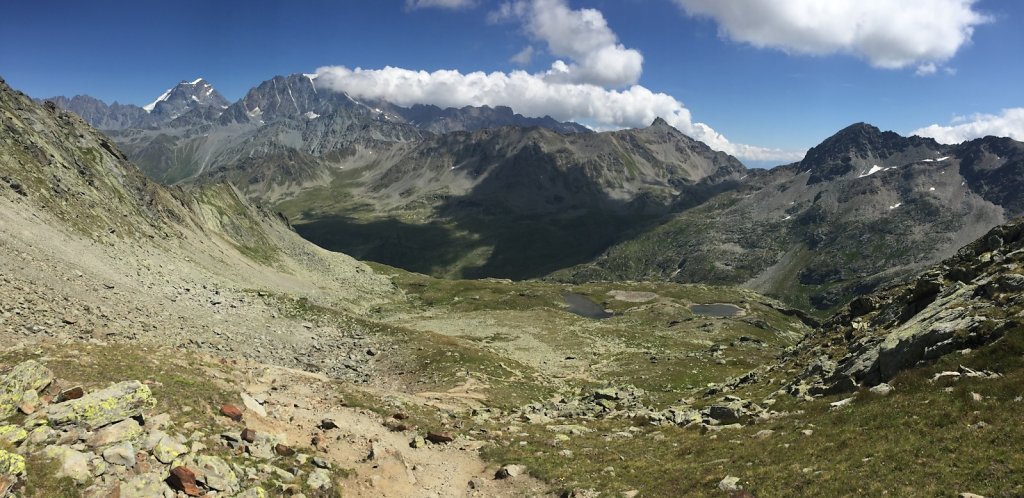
[39,95,156,130]
[52,73,591,185]
[146,78,229,120]
[782,218,1024,395]
[801,123,945,185]
[564,125,1023,311]
[400,104,591,135]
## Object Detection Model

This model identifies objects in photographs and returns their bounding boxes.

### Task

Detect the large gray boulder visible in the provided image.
[47,381,156,430]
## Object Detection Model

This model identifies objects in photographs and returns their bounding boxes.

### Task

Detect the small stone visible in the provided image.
[220,404,243,422]
[869,383,894,396]
[240,393,267,418]
[752,429,775,439]
[959,493,986,498]
[274,443,295,457]
[410,436,426,448]
[319,419,338,430]
[168,466,203,496]
[119,472,167,498]
[801,429,814,437]
[426,431,454,444]
[102,441,136,467]
[718,475,741,492]
[18,389,40,414]
[970,392,984,403]
[829,397,855,410]
[495,464,528,479]
[307,468,332,490]
[55,387,84,401]
[241,428,257,443]
[153,435,188,463]
[312,456,330,469]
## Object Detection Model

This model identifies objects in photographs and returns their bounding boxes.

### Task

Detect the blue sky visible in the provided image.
[1,0,1021,164]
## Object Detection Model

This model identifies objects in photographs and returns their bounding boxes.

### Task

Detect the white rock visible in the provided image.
[240,392,267,418]
[718,475,741,492]
[869,383,894,396]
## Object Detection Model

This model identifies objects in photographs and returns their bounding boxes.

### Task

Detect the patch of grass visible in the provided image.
[481,326,1024,497]
[21,452,79,498]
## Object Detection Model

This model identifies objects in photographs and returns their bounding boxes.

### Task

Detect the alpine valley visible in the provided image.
[0,64,1020,498]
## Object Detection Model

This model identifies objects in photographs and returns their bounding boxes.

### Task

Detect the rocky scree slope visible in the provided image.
[721,216,1024,399]
[562,123,1023,312]
[1,75,404,377]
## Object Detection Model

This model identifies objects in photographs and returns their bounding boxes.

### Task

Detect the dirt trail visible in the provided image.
[239,366,552,498]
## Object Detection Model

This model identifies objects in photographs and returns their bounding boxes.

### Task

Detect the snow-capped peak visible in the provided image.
[143,88,173,113]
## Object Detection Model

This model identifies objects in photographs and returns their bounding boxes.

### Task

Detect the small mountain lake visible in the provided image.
[690,303,745,317]
[563,293,613,319]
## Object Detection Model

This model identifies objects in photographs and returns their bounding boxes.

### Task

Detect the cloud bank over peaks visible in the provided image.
[912,108,1024,144]
[674,0,990,74]
[313,0,803,163]
[314,65,803,162]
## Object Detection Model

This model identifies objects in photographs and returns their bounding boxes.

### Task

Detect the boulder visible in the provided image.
[0,449,26,477]
[167,466,203,496]
[426,431,454,444]
[0,360,54,420]
[46,381,156,430]
[705,402,745,424]
[102,441,136,467]
[240,393,267,418]
[194,455,239,493]
[718,475,741,492]
[495,464,528,479]
[118,472,170,498]
[152,434,188,464]
[869,383,894,396]
[307,468,332,490]
[220,404,243,422]
[0,425,27,445]
[43,445,92,483]
[88,418,143,447]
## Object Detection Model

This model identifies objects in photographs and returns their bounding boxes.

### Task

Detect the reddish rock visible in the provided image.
[56,386,85,403]
[426,431,454,444]
[167,466,203,496]
[274,443,296,457]
[240,428,257,443]
[220,404,243,422]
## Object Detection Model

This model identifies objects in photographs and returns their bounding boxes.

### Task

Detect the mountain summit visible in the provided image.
[143,78,229,119]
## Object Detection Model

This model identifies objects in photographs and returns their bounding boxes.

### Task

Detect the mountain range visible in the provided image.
[44,74,1024,312]
[4,72,1024,497]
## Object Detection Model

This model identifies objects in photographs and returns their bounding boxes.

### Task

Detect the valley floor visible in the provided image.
[2,192,1023,497]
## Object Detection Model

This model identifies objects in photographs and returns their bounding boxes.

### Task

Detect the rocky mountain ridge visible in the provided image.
[561,123,1024,311]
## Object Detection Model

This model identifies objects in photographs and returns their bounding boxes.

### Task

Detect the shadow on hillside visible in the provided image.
[292,215,476,276]
[295,142,742,280]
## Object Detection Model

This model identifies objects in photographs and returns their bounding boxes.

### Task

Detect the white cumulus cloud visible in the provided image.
[313,0,805,163]
[406,0,475,10]
[912,108,1024,144]
[314,65,802,162]
[674,0,991,69]
[492,0,643,87]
